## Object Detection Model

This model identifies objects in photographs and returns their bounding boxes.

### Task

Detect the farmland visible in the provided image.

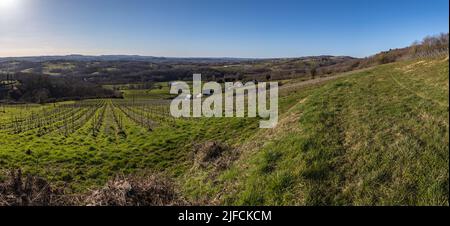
[0,87,259,191]
[0,55,449,206]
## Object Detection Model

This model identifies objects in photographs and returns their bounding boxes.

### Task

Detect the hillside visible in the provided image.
[0,55,448,206]
[182,56,449,206]
[1,34,447,105]
[0,55,356,84]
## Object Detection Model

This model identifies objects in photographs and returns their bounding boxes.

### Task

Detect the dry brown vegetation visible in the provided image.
[0,170,187,206]
[0,169,74,206]
[86,174,187,206]
[193,141,238,171]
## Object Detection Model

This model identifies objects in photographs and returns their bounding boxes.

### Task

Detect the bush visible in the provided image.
[0,170,187,206]
[85,174,187,206]
[193,141,236,170]
[0,169,73,206]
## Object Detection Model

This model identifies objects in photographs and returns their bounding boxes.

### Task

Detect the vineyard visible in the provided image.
[0,57,448,206]
[0,99,176,137]
[0,90,259,190]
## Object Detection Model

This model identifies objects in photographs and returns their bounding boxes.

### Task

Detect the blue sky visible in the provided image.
[0,0,448,57]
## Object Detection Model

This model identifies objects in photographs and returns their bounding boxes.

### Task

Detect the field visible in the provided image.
[182,57,449,205]
[0,89,260,191]
[0,57,448,205]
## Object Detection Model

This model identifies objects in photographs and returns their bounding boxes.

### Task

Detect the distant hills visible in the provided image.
[0,54,359,64]
[0,54,260,63]
[1,33,447,86]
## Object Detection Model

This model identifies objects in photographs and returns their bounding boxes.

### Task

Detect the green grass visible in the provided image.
[182,57,449,206]
[121,84,175,99]
[0,101,258,191]
[0,57,448,205]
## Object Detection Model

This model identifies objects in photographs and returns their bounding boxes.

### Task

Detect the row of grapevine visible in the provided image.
[0,103,75,130]
[113,101,157,131]
[112,99,182,129]
[57,101,105,136]
[0,100,105,136]
[109,101,126,136]
[91,103,107,137]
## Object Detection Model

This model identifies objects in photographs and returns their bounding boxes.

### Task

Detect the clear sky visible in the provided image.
[0,0,448,58]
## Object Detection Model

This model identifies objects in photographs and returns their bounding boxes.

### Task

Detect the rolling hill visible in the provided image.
[0,54,448,206]
[182,56,449,206]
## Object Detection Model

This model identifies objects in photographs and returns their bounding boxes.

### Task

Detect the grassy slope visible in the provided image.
[182,57,449,206]
[1,57,448,205]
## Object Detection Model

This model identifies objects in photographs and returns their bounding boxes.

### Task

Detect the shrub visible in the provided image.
[85,173,187,206]
[0,169,73,206]
[193,141,236,170]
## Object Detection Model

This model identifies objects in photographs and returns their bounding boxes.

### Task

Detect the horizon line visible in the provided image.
[0,53,360,60]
